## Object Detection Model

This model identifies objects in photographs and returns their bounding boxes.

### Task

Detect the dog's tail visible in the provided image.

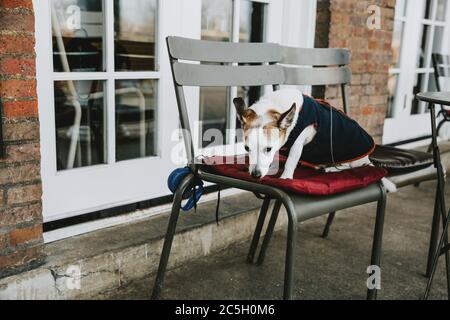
[381,177,397,193]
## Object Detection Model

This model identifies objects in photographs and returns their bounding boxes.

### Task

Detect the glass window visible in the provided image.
[51,0,104,72]
[51,0,160,171]
[54,80,106,170]
[115,79,158,161]
[114,0,157,71]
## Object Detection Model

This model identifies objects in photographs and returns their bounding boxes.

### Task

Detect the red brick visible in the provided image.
[0,0,33,9]
[0,11,35,33]
[0,244,43,270]
[4,121,40,141]
[0,232,8,250]
[9,224,42,247]
[0,203,42,228]
[0,58,36,77]
[0,35,35,54]
[2,143,40,163]
[0,79,36,99]
[6,184,42,205]
[3,100,38,118]
[0,163,40,185]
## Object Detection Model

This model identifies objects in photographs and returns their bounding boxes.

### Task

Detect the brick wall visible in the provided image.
[315,0,396,143]
[0,0,44,278]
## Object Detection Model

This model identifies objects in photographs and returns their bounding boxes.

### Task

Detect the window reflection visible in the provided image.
[115,79,157,161]
[114,0,157,71]
[54,80,106,170]
[51,0,104,72]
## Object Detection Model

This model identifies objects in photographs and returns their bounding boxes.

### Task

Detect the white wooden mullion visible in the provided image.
[105,0,116,164]
[228,0,241,146]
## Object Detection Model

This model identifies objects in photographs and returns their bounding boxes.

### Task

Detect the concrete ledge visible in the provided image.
[0,192,288,299]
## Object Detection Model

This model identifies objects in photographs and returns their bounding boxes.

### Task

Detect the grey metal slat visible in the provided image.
[281,46,350,66]
[283,66,352,86]
[167,36,281,63]
[173,62,285,87]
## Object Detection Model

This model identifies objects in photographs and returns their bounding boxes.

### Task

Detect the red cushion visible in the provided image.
[203,155,387,196]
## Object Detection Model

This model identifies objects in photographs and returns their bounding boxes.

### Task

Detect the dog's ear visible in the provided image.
[278,103,296,130]
[233,97,246,118]
[234,97,256,124]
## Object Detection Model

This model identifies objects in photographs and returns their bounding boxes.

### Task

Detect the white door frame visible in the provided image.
[34,0,317,227]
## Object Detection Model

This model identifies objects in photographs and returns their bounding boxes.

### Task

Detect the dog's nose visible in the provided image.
[251,169,262,179]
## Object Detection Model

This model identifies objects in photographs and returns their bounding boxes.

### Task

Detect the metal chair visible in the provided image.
[416,92,450,299]
[151,36,387,300]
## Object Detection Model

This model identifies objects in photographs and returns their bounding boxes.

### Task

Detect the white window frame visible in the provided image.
[383,0,450,144]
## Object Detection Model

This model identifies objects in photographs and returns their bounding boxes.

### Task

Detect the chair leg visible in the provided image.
[151,174,194,300]
[247,197,271,264]
[256,200,282,265]
[426,188,442,278]
[322,212,336,238]
[367,184,387,300]
[283,212,297,300]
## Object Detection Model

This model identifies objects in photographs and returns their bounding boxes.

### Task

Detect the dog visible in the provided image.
[233,88,396,192]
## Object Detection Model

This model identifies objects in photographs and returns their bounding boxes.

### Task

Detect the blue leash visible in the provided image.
[167,167,204,212]
[167,167,221,224]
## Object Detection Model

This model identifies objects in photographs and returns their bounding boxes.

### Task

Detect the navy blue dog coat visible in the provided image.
[282,95,375,167]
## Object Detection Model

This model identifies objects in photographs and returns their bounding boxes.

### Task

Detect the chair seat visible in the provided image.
[202,155,387,196]
[369,145,434,174]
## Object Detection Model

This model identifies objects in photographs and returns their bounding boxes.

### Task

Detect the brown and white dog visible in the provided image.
[233,88,396,192]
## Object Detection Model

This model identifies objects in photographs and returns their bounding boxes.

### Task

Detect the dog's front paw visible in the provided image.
[280,172,294,180]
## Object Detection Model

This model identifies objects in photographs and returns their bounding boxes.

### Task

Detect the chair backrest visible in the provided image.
[166,36,285,164]
[279,46,351,114]
[432,53,450,92]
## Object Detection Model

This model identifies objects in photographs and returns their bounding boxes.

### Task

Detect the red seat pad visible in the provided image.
[203,155,387,196]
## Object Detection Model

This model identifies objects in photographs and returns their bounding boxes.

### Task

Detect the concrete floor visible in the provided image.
[99,181,450,300]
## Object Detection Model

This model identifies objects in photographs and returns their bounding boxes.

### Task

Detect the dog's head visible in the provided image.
[234,97,297,179]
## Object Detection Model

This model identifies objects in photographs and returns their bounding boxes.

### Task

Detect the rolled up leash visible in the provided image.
[167,167,204,212]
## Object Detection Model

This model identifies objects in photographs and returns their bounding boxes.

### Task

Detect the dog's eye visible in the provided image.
[264,147,272,153]
[245,146,250,152]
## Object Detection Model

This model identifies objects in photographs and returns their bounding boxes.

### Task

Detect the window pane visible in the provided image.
[201,0,232,41]
[424,0,433,19]
[387,74,399,118]
[238,1,267,113]
[199,87,228,148]
[51,0,104,72]
[240,0,266,42]
[416,24,430,68]
[115,79,157,161]
[114,0,157,71]
[54,80,106,170]
[411,73,426,115]
[436,0,448,21]
[200,0,232,147]
[432,26,445,53]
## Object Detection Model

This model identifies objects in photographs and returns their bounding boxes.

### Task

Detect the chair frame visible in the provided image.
[151,36,387,300]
